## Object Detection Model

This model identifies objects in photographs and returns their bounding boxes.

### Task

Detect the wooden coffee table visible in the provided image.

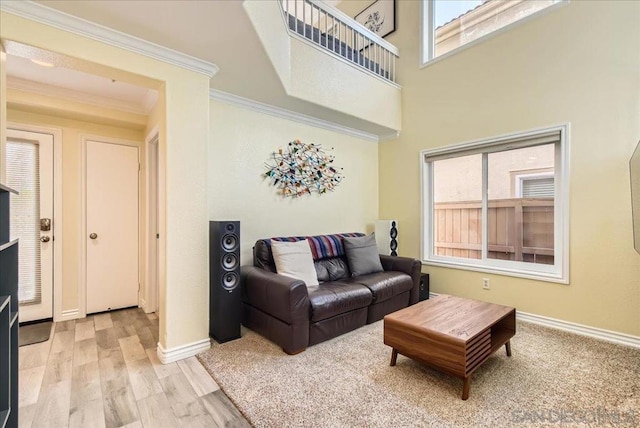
[384,294,515,400]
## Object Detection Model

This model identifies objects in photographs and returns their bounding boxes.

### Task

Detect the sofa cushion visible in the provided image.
[314,257,350,282]
[271,240,319,286]
[307,282,372,322]
[346,271,413,303]
[254,233,366,271]
[343,234,384,276]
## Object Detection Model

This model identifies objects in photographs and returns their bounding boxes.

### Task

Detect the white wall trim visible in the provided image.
[0,0,219,78]
[427,292,640,349]
[378,131,401,142]
[157,338,211,364]
[209,89,380,142]
[58,309,79,321]
[517,311,640,350]
[7,123,64,323]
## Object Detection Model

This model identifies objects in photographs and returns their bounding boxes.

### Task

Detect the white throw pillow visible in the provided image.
[270,240,319,286]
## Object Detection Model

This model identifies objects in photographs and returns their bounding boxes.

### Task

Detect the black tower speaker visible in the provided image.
[389,221,398,256]
[209,221,241,343]
[419,273,430,301]
[375,220,399,256]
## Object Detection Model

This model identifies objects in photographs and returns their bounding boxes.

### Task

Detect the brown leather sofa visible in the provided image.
[241,233,421,354]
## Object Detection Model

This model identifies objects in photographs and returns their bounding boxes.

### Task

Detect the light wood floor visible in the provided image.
[18,308,249,428]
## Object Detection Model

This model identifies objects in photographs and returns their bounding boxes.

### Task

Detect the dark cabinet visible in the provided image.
[0,183,19,428]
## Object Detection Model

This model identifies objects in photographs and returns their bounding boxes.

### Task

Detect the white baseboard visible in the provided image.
[139,298,149,313]
[157,338,211,364]
[427,292,640,349]
[517,311,640,349]
[56,309,80,322]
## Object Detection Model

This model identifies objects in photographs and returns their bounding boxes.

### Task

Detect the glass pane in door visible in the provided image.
[6,140,42,305]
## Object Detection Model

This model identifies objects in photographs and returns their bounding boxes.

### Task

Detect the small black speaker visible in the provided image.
[209,221,241,343]
[419,273,430,301]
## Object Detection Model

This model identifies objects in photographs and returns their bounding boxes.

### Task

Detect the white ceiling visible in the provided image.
[5,54,158,114]
[5,0,393,137]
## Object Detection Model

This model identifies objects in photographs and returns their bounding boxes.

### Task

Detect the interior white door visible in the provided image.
[6,130,54,322]
[86,140,139,314]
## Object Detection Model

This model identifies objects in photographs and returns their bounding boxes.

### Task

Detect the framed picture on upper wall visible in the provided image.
[355,0,396,39]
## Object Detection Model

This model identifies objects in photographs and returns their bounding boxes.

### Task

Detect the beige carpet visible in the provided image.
[197,320,639,427]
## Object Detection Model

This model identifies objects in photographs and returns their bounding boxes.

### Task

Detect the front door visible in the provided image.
[6,129,54,322]
[86,140,139,314]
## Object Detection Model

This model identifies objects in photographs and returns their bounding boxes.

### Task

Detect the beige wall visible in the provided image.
[355,0,640,336]
[209,99,379,264]
[1,11,211,351]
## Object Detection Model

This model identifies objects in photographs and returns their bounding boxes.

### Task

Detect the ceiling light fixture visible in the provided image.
[30,59,55,68]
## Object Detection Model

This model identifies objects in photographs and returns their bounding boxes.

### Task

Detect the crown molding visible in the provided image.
[378,131,401,142]
[209,89,381,142]
[0,1,219,78]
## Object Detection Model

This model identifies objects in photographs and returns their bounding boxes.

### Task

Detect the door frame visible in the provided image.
[144,126,159,314]
[7,122,63,322]
[80,134,141,318]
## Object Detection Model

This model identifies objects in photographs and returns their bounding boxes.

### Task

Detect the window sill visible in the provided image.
[422,259,569,284]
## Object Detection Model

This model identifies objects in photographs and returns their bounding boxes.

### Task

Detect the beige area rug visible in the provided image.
[197,320,640,427]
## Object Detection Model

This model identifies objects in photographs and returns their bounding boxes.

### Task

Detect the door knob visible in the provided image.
[89,233,98,239]
[41,236,50,242]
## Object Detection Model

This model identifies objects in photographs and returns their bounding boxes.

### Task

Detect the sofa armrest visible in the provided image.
[241,266,310,325]
[380,255,422,305]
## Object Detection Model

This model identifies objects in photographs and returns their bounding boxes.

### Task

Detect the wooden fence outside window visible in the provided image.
[434,198,554,265]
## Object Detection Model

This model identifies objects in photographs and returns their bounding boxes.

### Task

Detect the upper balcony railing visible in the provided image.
[279,0,399,84]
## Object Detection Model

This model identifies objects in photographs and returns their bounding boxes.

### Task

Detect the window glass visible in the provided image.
[424,0,566,63]
[487,144,555,265]
[422,126,568,282]
[7,140,42,305]
[433,154,482,260]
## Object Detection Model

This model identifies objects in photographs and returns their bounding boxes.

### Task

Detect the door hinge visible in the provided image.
[138,283,141,292]
[138,163,141,171]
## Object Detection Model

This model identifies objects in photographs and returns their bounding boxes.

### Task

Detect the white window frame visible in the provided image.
[515,171,554,198]
[420,0,569,68]
[420,124,570,283]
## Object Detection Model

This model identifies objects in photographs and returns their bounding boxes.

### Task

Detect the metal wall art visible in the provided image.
[264,139,343,197]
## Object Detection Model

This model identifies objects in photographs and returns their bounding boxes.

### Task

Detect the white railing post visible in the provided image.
[277,0,399,84]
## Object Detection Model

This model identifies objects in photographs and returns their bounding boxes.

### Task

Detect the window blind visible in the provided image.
[522,177,554,198]
[423,130,561,162]
[6,141,42,306]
